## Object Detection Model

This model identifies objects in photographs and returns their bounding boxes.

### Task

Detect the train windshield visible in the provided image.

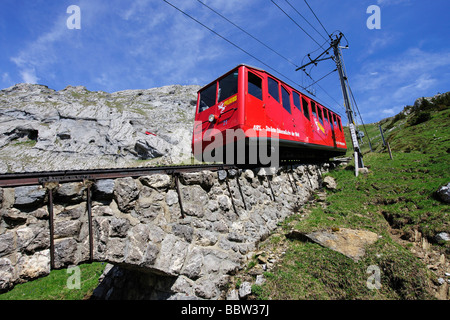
[199,82,217,113]
[218,71,238,103]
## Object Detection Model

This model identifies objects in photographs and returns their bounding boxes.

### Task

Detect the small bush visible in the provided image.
[408,111,431,126]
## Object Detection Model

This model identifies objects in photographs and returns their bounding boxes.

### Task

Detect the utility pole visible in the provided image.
[331,33,364,176]
[296,32,365,176]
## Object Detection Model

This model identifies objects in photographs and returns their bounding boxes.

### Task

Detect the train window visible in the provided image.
[199,82,217,112]
[218,72,238,103]
[293,92,301,110]
[281,86,291,114]
[268,77,280,102]
[333,114,339,130]
[311,101,317,119]
[323,109,329,123]
[248,72,262,100]
[337,117,342,131]
[317,107,324,126]
[302,98,310,120]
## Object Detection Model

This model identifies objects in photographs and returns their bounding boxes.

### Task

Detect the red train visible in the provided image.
[192,64,347,165]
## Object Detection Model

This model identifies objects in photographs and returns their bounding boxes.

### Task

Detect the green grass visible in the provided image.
[1,95,448,300]
[0,262,106,300]
[253,99,449,300]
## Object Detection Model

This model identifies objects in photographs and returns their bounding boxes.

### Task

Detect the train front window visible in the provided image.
[248,72,262,100]
[218,71,238,103]
[268,77,280,102]
[199,83,217,113]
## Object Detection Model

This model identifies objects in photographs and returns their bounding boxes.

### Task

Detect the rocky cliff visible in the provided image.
[0,83,200,173]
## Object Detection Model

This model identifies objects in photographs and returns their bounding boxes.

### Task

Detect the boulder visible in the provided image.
[114,177,139,212]
[435,232,450,243]
[14,186,46,208]
[293,228,379,262]
[238,281,252,298]
[322,176,337,190]
[436,183,450,203]
[94,179,115,200]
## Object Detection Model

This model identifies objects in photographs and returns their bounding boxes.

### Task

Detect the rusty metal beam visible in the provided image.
[0,164,237,188]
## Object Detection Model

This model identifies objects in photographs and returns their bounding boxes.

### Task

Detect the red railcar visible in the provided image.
[192,64,347,164]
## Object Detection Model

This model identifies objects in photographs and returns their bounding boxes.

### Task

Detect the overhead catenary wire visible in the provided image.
[304,68,337,90]
[196,0,299,68]
[304,0,331,39]
[270,0,327,50]
[284,0,328,43]
[164,0,344,116]
[162,0,308,92]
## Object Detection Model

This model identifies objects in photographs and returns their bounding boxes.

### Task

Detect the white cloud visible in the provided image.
[352,47,450,123]
[10,13,67,84]
[20,69,39,84]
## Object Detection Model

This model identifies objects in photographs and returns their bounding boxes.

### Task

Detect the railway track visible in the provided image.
[0,160,332,269]
[0,163,239,188]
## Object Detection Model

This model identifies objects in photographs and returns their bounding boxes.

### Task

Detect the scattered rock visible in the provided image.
[322,176,337,190]
[435,232,450,243]
[291,228,379,262]
[226,289,239,300]
[255,274,266,286]
[436,183,450,203]
[238,281,252,298]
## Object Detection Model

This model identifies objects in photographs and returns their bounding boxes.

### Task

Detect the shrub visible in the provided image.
[408,111,431,126]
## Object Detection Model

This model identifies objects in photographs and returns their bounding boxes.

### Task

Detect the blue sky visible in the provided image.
[1,0,449,124]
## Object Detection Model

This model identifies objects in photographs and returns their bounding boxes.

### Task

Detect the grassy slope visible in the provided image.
[1,95,448,300]
[0,262,106,300]
[254,97,449,300]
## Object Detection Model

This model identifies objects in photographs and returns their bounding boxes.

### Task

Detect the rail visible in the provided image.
[0,164,238,188]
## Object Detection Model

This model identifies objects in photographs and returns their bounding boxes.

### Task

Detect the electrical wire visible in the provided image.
[164,0,344,117]
[196,0,299,68]
[304,68,337,89]
[284,0,328,43]
[304,0,331,39]
[270,0,326,50]
[163,0,308,92]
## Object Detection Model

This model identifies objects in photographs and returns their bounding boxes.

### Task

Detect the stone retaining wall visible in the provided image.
[0,164,330,299]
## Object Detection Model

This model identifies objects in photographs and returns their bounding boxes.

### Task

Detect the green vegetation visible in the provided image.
[252,94,449,300]
[0,263,106,300]
[1,93,448,300]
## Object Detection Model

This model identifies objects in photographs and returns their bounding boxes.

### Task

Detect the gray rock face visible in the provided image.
[0,83,200,172]
[0,163,327,299]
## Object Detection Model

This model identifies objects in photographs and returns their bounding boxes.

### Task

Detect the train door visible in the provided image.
[310,101,328,146]
[280,84,295,136]
[329,112,337,148]
[301,96,313,144]
[266,77,285,130]
[245,69,265,132]
[291,91,304,141]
